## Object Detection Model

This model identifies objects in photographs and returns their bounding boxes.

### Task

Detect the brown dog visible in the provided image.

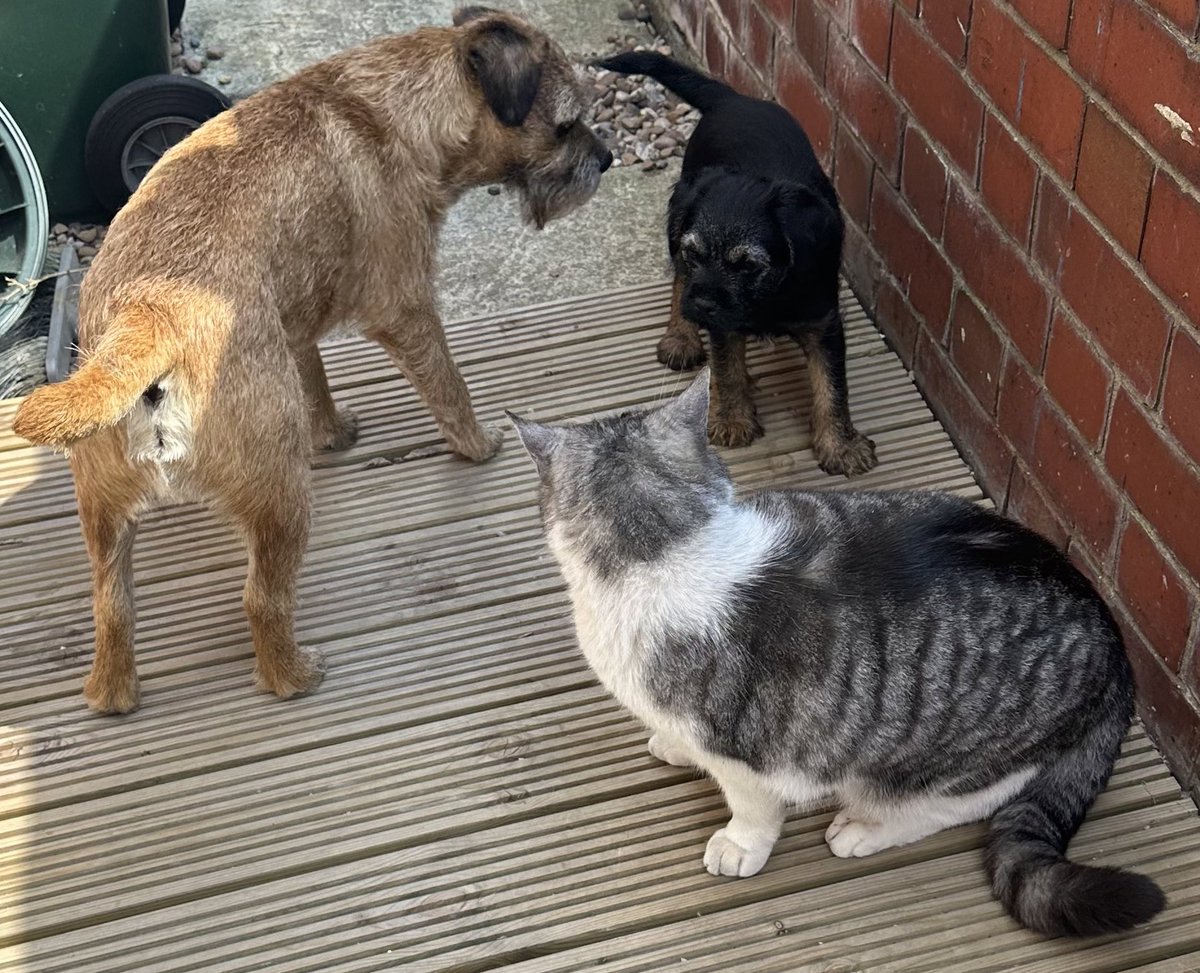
[12,6,611,714]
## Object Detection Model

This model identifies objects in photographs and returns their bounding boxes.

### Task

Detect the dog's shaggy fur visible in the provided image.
[598,52,876,476]
[11,6,611,714]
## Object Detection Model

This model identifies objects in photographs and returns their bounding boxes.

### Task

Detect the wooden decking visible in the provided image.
[0,280,1197,972]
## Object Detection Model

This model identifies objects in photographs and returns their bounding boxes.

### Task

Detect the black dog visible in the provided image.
[598,52,877,476]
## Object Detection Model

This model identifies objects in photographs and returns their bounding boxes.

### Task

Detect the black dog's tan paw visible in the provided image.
[84,668,141,715]
[709,411,764,448]
[657,332,707,371]
[815,432,878,477]
[313,408,360,452]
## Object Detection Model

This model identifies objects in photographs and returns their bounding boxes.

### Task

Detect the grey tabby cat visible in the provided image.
[507,370,1164,938]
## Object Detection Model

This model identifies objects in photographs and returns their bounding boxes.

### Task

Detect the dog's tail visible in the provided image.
[12,304,177,449]
[596,52,735,113]
[984,706,1165,937]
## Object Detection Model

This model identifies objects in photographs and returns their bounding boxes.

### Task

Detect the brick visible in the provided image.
[901,125,948,236]
[1034,182,1172,400]
[1125,627,1200,785]
[1086,0,1200,185]
[1066,0,1114,84]
[827,31,904,179]
[1043,308,1113,447]
[666,0,707,52]
[1117,517,1195,670]
[793,0,830,77]
[1162,327,1200,464]
[1075,102,1154,257]
[1032,401,1120,559]
[948,290,1005,411]
[775,44,835,162]
[1009,0,1071,48]
[716,0,744,37]
[1107,390,1200,579]
[744,1,776,77]
[944,179,1050,367]
[850,0,894,74]
[870,180,954,332]
[915,331,1015,500]
[896,0,917,12]
[704,15,728,77]
[997,351,1043,459]
[842,219,883,308]
[979,112,1038,246]
[890,11,984,177]
[1006,463,1070,549]
[968,0,1085,179]
[761,0,795,30]
[724,43,765,97]
[875,275,921,369]
[834,124,873,227]
[1142,172,1200,324]
[920,0,972,62]
[1144,0,1200,36]
[822,0,852,30]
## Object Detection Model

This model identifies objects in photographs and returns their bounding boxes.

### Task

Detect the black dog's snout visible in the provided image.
[599,149,613,173]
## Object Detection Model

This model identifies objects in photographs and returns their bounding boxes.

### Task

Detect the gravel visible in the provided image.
[583,33,699,174]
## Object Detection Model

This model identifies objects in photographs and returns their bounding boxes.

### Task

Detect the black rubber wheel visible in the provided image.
[168,0,186,33]
[84,74,230,215]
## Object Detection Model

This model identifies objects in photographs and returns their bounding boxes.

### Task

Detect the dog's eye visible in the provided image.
[556,120,576,139]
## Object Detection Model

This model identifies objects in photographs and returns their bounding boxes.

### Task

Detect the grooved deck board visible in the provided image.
[0,279,1195,971]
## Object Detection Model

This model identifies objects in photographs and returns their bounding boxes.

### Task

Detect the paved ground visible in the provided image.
[185,0,679,320]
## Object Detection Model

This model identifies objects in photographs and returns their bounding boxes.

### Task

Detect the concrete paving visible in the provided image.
[185,0,677,319]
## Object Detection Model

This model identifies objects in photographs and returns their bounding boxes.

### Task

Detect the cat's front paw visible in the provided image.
[824,812,892,858]
[648,733,694,767]
[703,828,772,877]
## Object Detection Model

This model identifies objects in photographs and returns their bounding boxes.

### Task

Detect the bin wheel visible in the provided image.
[85,75,230,215]
[169,0,186,33]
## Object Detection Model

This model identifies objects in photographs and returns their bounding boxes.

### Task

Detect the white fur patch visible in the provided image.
[550,504,784,733]
[124,376,191,465]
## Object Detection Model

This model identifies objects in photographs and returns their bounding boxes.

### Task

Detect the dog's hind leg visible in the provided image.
[656,276,707,371]
[73,438,149,714]
[365,303,503,463]
[798,315,878,476]
[707,331,763,448]
[295,343,359,452]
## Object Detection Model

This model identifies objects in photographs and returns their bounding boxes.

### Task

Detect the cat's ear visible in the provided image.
[648,368,711,449]
[506,411,564,477]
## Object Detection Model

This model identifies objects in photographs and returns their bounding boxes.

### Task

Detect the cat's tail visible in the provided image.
[594,52,735,113]
[984,707,1165,937]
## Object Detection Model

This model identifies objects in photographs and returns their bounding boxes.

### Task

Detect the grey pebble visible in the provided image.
[78,246,98,258]
[182,56,204,74]
[487,185,501,195]
[76,226,98,243]
[206,46,224,60]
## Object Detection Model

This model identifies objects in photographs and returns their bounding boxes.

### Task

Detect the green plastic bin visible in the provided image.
[0,0,228,220]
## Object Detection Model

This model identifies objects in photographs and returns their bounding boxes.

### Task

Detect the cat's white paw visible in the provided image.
[824,816,894,858]
[648,733,694,767]
[703,828,772,877]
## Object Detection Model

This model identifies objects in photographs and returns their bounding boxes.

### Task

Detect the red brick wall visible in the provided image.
[658,0,1200,786]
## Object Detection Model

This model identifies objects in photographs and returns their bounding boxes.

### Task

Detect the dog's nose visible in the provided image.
[599,150,613,173]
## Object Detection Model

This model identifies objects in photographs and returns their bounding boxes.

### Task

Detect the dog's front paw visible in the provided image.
[703,828,773,877]
[255,646,326,700]
[708,410,764,449]
[815,431,878,477]
[313,407,360,452]
[83,668,141,715]
[458,423,504,463]
[657,331,707,371]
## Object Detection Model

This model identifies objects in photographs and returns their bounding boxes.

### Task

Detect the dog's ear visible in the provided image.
[771,184,842,267]
[452,5,498,24]
[461,17,543,127]
[506,411,563,478]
